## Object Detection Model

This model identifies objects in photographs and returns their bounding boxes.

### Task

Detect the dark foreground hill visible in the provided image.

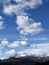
[0,56,49,65]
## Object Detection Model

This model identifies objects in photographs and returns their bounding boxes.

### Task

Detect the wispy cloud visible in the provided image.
[0,50,2,55]
[0,16,3,20]
[0,16,4,29]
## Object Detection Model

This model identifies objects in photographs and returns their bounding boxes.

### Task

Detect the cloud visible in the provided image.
[3,5,13,15]
[6,43,49,58]
[0,38,49,59]
[0,38,49,58]
[8,41,20,48]
[16,43,49,57]
[30,43,49,56]
[0,38,28,49]
[0,21,4,29]
[0,0,48,59]
[17,49,42,57]
[3,4,27,16]
[0,0,11,5]
[3,0,43,15]
[16,15,43,35]
[0,44,4,49]
[20,41,28,46]
[1,38,9,46]
[5,50,16,58]
[1,42,49,59]
[8,40,28,48]
[3,0,44,35]
[0,57,5,60]
[0,16,3,20]
[0,38,9,49]
[0,50,2,55]
[28,37,48,41]
[14,0,43,9]
[0,16,4,29]
[4,48,42,58]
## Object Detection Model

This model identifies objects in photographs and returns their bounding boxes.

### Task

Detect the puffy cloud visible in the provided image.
[3,0,43,15]
[0,38,28,50]
[0,38,28,49]
[3,5,14,15]
[8,41,20,48]
[3,4,27,16]
[2,48,42,58]
[1,39,49,58]
[14,0,43,9]
[0,38,9,49]
[17,49,42,57]
[5,50,16,58]
[0,0,48,59]
[30,43,49,57]
[1,43,49,58]
[1,38,9,46]
[0,38,10,50]
[16,15,43,35]
[3,0,44,35]
[8,40,28,48]
[20,41,28,46]
[16,43,49,57]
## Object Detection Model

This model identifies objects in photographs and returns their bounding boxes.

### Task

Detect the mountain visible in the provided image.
[0,56,49,65]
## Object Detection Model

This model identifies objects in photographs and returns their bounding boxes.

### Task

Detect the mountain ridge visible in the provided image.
[0,56,49,65]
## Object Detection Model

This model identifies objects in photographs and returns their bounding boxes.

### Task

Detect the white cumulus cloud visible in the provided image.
[2,0,44,35]
[16,43,49,57]
[3,5,13,15]
[14,0,43,9]
[1,42,49,59]
[5,50,16,58]
[8,40,28,48]
[16,15,43,35]
[1,38,9,46]
[3,0,43,15]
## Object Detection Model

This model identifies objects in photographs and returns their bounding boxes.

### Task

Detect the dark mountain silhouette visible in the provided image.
[0,56,49,65]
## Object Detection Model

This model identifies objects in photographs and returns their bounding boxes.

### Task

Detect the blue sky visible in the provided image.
[0,0,49,59]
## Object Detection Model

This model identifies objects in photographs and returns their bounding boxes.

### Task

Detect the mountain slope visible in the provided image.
[0,56,49,65]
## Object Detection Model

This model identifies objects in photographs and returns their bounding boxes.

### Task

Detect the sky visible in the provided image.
[0,0,49,59]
